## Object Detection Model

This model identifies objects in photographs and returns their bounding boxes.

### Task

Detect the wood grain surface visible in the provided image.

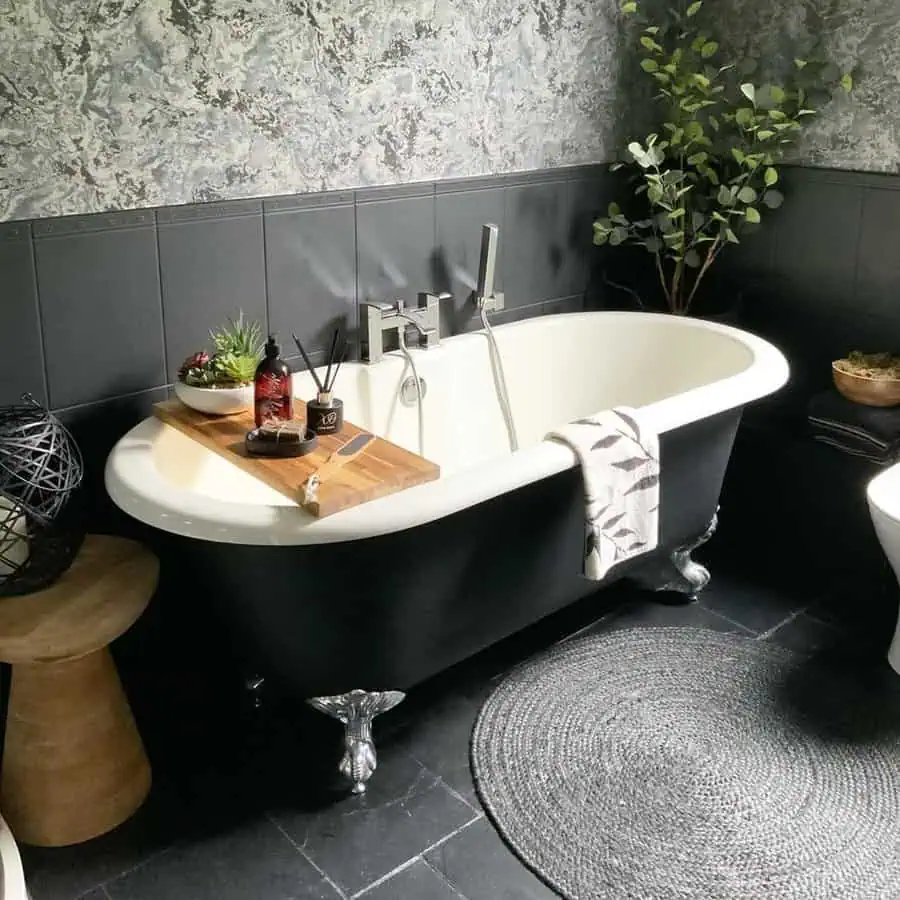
[154,398,440,517]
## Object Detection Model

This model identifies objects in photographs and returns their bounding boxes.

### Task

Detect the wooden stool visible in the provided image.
[0,535,158,847]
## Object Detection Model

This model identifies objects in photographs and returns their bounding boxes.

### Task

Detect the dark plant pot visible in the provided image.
[597,247,743,326]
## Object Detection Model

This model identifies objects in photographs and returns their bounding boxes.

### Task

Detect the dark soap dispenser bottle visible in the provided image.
[254,336,293,427]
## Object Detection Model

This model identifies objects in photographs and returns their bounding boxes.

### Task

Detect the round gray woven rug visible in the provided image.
[471,627,900,900]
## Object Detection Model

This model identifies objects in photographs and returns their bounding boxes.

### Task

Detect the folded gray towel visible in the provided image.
[808,390,900,448]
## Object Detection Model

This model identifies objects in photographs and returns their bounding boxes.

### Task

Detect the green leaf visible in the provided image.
[744,207,761,224]
[735,107,753,126]
[593,231,610,246]
[763,189,784,209]
[686,1,703,16]
[687,151,708,165]
[640,36,662,52]
[740,83,756,103]
[711,211,728,223]
[620,1,638,11]
[610,162,624,172]
[701,165,720,185]
[669,208,687,220]
[794,59,807,69]
[609,226,629,246]
[608,202,622,217]
[737,186,757,204]
[757,130,775,140]
[841,72,853,92]
[708,115,720,132]
[644,26,660,35]
[764,167,778,186]
[725,227,739,244]
[644,236,663,253]
[701,41,719,58]
[684,249,702,268]
[769,85,786,103]
[797,109,817,116]
[641,58,659,72]
[648,184,664,204]
[717,185,732,206]
[768,109,787,121]
[731,147,745,164]
[692,73,711,89]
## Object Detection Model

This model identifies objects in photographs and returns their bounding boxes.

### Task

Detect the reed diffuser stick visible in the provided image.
[292,333,324,393]
[323,328,340,394]
[326,343,347,393]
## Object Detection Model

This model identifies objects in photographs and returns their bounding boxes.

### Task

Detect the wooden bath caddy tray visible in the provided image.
[153,399,440,518]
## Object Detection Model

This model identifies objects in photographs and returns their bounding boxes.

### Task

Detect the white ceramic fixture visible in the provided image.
[106,311,789,547]
[866,465,900,673]
[172,381,254,416]
[0,812,27,900]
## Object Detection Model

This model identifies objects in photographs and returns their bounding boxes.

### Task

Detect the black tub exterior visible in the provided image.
[178,408,743,699]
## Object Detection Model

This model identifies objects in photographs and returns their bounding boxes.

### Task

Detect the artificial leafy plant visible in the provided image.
[593,0,853,315]
[179,311,264,387]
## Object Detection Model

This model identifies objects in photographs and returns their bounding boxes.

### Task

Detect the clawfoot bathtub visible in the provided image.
[106,311,788,792]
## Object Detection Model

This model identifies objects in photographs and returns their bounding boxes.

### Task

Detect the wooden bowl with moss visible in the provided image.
[833,352,900,407]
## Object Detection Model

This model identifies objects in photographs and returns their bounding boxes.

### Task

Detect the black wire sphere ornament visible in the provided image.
[0,394,85,597]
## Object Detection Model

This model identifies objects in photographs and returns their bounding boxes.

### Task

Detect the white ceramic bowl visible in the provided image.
[173,381,254,416]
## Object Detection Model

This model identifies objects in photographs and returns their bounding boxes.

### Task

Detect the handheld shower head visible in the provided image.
[476,223,500,302]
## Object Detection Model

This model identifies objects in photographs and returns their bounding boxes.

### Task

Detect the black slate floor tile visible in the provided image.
[426,818,560,900]
[587,595,755,637]
[270,751,477,897]
[104,817,339,900]
[696,573,810,634]
[20,784,189,900]
[386,692,483,809]
[763,613,842,654]
[357,859,463,899]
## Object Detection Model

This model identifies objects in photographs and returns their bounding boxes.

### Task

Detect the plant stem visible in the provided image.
[671,258,685,314]
[654,253,668,308]
[685,236,723,312]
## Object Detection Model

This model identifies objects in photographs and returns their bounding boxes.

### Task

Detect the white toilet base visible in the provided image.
[888,614,900,676]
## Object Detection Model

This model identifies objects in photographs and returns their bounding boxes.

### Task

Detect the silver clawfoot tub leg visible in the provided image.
[633,512,718,602]
[307,689,406,794]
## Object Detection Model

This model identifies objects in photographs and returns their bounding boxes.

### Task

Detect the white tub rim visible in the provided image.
[104,310,789,547]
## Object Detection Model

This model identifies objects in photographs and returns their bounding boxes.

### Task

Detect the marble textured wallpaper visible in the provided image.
[0,0,898,222]
[0,0,621,221]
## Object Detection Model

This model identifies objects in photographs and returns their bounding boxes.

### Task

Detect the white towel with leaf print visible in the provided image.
[547,407,660,581]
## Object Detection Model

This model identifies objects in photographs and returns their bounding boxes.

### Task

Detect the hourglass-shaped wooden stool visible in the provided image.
[0,535,158,847]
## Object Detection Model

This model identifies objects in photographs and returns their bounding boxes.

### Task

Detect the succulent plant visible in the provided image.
[210,311,263,360]
[178,311,264,388]
[215,352,259,386]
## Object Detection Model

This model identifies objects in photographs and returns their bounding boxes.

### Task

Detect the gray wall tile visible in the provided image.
[357,194,437,309]
[0,226,47,406]
[158,210,266,381]
[435,187,505,335]
[771,177,864,313]
[855,187,900,321]
[265,202,357,358]
[566,173,615,306]
[35,225,165,408]
[503,177,573,307]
